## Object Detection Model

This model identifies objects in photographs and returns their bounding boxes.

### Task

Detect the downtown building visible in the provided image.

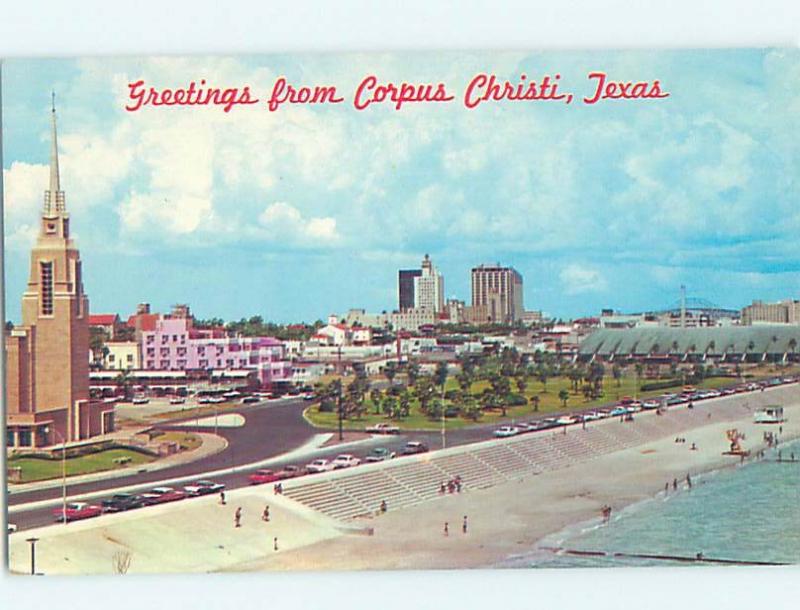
[139,308,292,388]
[469,264,525,324]
[398,254,444,313]
[5,104,114,448]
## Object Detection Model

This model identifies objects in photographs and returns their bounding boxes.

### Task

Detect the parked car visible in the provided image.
[197,396,211,404]
[54,502,103,522]
[248,469,280,485]
[402,441,429,455]
[494,425,520,438]
[132,396,149,405]
[302,393,316,401]
[305,458,335,473]
[101,493,146,513]
[365,422,400,435]
[275,465,302,479]
[141,487,186,505]
[365,447,396,462]
[556,416,578,425]
[7,523,18,534]
[169,396,186,405]
[582,411,602,421]
[241,395,260,404]
[183,480,225,496]
[208,396,226,404]
[642,400,660,409]
[515,422,535,433]
[609,407,627,416]
[331,454,362,469]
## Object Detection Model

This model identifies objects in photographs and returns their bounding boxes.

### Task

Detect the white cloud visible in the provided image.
[560,264,608,295]
[3,161,48,224]
[258,201,340,245]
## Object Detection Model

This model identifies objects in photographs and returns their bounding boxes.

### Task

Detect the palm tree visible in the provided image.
[612,364,623,387]
[531,395,541,412]
[115,368,134,401]
[558,388,569,408]
[383,361,398,386]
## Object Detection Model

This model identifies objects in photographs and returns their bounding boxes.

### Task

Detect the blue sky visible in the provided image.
[3,49,800,324]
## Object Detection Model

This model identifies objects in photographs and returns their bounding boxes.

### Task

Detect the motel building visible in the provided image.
[5,103,114,449]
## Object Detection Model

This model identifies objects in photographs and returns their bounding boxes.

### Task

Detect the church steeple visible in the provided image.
[44,92,66,217]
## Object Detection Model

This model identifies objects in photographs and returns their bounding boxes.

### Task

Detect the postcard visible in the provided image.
[4,49,800,575]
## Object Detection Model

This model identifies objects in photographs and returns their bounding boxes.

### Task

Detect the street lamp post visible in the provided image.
[441,385,446,450]
[337,385,344,442]
[25,537,39,575]
[44,426,67,525]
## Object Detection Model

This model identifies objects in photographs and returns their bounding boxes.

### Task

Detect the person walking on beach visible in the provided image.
[262,505,270,522]
[273,536,278,551]
[665,482,669,493]
[686,473,692,489]
[234,507,242,528]
[219,491,226,505]
[444,522,449,536]
[439,481,446,494]
[380,500,387,513]
[672,478,678,490]
[462,515,468,534]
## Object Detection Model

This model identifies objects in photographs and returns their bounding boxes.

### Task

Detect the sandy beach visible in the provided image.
[9,384,799,574]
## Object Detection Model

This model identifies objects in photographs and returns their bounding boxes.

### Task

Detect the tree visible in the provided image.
[558,388,569,408]
[370,389,383,415]
[383,361,398,386]
[612,364,622,387]
[115,369,134,401]
[516,377,527,395]
[536,363,549,392]
[434,361,449,392]
[462,395,482,421]
[406,359,421,387]
[531,395,541,412]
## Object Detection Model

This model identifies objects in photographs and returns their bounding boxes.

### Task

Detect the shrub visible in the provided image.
[505,393,528,406]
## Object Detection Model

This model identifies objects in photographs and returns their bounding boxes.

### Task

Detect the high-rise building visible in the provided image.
[398,269,422,310]
[413,254,444,313]
[5,100,114,448]
[470,264,524,324]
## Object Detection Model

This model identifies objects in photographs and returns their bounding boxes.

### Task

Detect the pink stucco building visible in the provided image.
[140,317,291,387]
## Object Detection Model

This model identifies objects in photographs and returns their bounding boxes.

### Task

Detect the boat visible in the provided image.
[754,406,785,424]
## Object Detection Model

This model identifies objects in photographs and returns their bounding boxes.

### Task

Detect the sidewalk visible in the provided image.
[8,432,228,495]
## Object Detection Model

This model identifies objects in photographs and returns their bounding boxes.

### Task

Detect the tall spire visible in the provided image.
[44,91,65,215]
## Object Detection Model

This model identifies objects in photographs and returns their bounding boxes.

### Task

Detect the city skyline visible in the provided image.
[4,49,800,324]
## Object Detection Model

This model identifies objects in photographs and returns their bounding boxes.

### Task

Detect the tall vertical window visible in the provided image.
[40,261,54,315]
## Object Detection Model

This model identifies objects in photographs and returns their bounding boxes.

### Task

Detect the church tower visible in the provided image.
[6,97,111,447]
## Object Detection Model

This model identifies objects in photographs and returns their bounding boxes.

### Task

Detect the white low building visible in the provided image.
[103,341,140,370]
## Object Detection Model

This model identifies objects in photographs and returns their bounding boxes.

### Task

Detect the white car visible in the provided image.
[331,454,361,469]
[494,425,520,438]
[305,458,335,474]
[582,411,601,421]
[642,400,660,409]
[365,422,400,435]
[132,396,149,404]
[169,396,186,405]
[7,523,17,534]
[556,416,578,425]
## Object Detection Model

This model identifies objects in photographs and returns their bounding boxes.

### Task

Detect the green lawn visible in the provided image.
[304,373,748,432]
[8,448,156,483]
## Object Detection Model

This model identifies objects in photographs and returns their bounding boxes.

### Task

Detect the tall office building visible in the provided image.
[413,254,445,313]
[471,264,524,324]
[5,100,114,448]
[398,269,422,311]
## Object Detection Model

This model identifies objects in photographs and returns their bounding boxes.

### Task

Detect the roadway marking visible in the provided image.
[171,413,246,428]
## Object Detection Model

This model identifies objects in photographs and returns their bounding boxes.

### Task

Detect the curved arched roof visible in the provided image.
[579,325,800,356]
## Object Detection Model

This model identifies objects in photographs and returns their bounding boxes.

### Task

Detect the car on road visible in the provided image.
[303,393,316,401]
[305,458,336,473]
[248,469,280,485]
[54,502,103,522]
[332,454,362,469]
[365,422,400,435]
[8,523,18,534]
[101,493,147,513]
[365,447,396,462]
[241,395,260,404]
[169,396,186,405]
[642,400,660,409]
[582,411,602,421]
[515,422,535,433]
[208,396,226,404]
[141,487,186,505]
[183,480,226,496]
[275,465,302,479]
[132,396,149,405]
[402,441,429,455]
[493,425,520,438]
[609,407,627,416]
[556,416,578,425]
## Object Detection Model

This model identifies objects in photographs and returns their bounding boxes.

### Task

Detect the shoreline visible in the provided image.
[499,435,800,568]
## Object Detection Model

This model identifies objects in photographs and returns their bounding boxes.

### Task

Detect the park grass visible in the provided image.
[303,373,755,432]
[8,448,156,483]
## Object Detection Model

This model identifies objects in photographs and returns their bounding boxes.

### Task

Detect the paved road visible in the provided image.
[7,398,491,531]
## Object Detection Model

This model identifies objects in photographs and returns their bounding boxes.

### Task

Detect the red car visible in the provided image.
[53,502,103,522]
[248,469,280,485]
[141,487,186,505]
[275,465,302,479]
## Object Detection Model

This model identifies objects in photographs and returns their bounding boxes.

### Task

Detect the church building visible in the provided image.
[5,100,114,448]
